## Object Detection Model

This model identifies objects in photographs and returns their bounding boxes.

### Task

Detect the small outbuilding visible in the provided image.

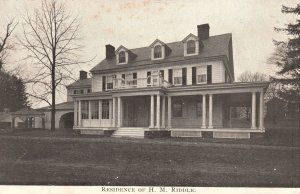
[11,108,45,129]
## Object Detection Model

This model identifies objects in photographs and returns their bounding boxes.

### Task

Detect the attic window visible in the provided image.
[119,51,126,63]
[187,40,196,54]
[154,45,162,58]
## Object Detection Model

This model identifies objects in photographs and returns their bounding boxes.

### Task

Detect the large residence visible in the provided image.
[46,24,269,139]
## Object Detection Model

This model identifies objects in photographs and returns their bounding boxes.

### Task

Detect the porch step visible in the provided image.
[111,127,145,138]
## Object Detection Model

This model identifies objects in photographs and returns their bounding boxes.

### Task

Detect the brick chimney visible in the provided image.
[79,70,87,80]
[106,44,115,59]
[197,24,210,40]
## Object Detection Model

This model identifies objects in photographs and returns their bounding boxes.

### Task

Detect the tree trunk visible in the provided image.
[51,62,56,131]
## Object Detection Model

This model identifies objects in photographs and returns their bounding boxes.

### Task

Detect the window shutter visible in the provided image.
[192,67,196,85]
[168,69,173,84]
[133,72,137,79]
[102,76,106,91]
[207,65,212,84]
[182,68,187,85]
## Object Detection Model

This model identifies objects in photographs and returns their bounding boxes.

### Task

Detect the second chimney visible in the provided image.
[79,70,87,80]
[197,24,210,40]
[106,44,115,59]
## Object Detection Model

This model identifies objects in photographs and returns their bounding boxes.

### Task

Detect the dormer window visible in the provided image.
[182,33,200,56]
[187,40,196,54]
[115,45,136,65]
[150,39,170,60]
[119,51,126,63]
[154,45,162,59]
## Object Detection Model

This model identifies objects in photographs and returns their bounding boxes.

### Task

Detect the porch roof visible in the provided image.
[167,81,269,96]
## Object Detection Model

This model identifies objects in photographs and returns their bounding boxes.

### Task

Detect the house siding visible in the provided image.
[92,60,226,88]
[92,74,102,92]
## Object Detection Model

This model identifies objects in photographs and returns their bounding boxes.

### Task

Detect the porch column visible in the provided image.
[117,97,122,127]
[99,100,102,122]
[161,96,166,129]
[109,99,112,121]
[259,91,265,130]
[208,94,213,129]
[78,100,82,126]
[251,92,257,129]
[167,96,172,128]
[156,94,161,129]
[201,94,206,128]
[150,95,154,128]
[112,97,116,127]
[88,100,92,119]
[74,100,77,126]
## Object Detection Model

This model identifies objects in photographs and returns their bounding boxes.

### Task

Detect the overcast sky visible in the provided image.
[0,0,298,107]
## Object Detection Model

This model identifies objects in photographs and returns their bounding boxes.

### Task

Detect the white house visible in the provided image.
[68,23,268,139]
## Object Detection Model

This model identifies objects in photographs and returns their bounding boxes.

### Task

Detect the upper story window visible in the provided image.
[106,75,115,90]
[154,45,162,59]
[119,51,126,63]
[173,69,182,85]
[187,40,196,54]
[197,66,207,84]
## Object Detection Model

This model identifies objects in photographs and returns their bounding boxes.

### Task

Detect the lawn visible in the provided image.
[0,134,299,187]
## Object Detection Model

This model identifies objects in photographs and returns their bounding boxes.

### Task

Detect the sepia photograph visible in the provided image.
[0,0,299,191]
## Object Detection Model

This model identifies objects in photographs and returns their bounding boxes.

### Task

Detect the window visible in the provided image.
[197,66,207,84]
[187,40,196,54]
[154,45,162,58]
[73,90,78,94]
[196,101,202,117]
[173,69,182,85]
[173,101,183,117]
[106,75,115,90]
[81,100,89,119]
[119,51,126,63]
[102,100,110,119]
[147,71,151,85]
[87,89,91,93]
[90,100,99,119]
[80,89,84,94]
[125,73,137,86]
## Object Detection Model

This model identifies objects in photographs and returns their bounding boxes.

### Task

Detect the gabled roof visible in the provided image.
[90,33,233,74]
[66,78,92,88]
[115,45,129,53]
[182,33,199,42]
[149,39,166,47]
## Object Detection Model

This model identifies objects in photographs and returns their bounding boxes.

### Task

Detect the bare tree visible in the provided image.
[237,71,268,82]
[0,19,17,71]
[19,0,86,131]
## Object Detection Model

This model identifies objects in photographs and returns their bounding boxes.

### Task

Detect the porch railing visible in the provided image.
[111,75,171,90]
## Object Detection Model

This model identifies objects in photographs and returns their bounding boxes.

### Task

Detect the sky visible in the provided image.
[0,0,298,107]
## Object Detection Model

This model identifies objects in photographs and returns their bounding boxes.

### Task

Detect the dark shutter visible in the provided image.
[192,67,196,85]
[102,76,106,91]
[133,72,137,79]
[207,65,212,84]
[168,69,173,84]
[182,67,187,85]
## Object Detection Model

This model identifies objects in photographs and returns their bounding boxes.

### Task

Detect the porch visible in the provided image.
[72,82,269,139]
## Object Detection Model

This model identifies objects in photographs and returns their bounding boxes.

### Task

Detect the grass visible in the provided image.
[0,131,299,186]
